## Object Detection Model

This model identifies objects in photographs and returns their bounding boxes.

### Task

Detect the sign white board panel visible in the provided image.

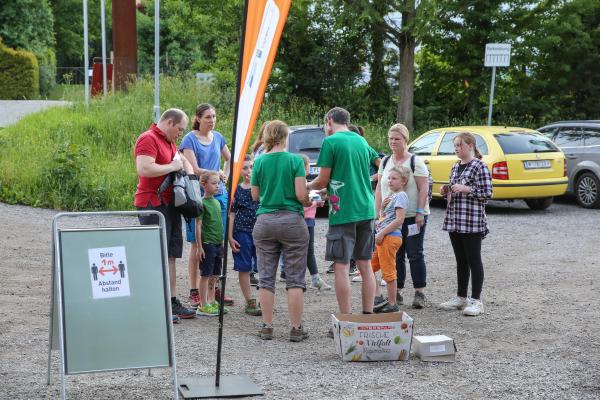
[485,43,511,67]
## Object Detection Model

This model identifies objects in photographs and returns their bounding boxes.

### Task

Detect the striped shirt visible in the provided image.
[442,159,493,237]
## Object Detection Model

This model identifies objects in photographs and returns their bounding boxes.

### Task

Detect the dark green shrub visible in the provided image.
[38,47,57,96]
[0,40,39,99]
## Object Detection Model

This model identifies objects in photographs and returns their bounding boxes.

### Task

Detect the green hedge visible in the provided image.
[38,47,56,96]
[0,41,39,99]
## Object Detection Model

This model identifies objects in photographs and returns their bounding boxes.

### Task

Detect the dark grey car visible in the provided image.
[286,125,325,181]
[537,121,600,208]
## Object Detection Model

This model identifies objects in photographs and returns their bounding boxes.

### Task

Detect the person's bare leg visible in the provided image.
[356,260,376,313]
[239,271,252,301]
[199,276,209,305]
[334,263,352,313]
[168,257,177,297]
[187,243,199,291]
[207,277,217,303]
[386,279,398,302]
[287,288,304,327]
[259,288,275,325]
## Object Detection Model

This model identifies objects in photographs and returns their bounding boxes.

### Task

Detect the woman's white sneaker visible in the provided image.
[439,296,468,310]
[462,299,484,316]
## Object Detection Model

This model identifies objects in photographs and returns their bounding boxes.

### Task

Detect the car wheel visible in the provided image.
[575,172,600,209]
[525,197,553,210]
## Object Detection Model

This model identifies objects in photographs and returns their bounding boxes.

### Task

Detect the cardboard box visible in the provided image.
[413,335,456,362]
[331,312,413,362]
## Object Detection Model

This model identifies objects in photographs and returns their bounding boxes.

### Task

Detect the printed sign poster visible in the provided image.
[88,246,130,299]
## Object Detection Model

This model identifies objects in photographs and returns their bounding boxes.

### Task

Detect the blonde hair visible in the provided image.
[263,120,289,151]
[200,170,220,184]
[299,153,310,167]
[388,123,410,143]
[455,132,483,159]
[388,165,411,183]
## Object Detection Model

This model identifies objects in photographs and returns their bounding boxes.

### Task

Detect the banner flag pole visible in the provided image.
[179,0,291,397]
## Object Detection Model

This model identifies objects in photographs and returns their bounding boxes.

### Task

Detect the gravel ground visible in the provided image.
[0,199,599,399]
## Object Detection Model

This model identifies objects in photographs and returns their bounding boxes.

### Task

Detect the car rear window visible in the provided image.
[288,129,325,161]
[494,132,560,154]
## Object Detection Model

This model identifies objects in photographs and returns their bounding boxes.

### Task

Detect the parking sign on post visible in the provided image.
[485,43,511,125]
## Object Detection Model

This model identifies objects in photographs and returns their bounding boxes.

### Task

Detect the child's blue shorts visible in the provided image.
[199,243,223,277]
[232,231,256,273]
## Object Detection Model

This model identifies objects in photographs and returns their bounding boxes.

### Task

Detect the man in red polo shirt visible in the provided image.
[135,108,196,320]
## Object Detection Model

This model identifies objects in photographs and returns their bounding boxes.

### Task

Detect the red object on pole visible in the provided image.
[91,59,113,97]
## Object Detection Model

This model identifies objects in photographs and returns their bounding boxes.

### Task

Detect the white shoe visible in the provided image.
[312,277,332,291]
[351,273,363,283]
[439,296,468,310]
[463,298,484,316]
[380,279,387,287]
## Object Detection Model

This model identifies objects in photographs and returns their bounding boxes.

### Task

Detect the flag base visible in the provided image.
[178,375,263,399]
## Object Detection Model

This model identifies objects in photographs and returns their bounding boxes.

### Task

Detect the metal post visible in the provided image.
[153,0,160,122]
[487,66,496,126]
[100,0,107,98]
[83,0,89,108]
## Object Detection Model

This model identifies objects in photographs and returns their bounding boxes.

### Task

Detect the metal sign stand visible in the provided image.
[484,43,511,126]
[47,211,178,400]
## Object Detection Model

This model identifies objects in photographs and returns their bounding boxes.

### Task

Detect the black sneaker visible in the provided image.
[373,295,389,312]
[412,291,426,309]
[172,298,195,319]
[379,303,400,313]
[348,261,359,276]
[326,263,335,274]
[250,273,258,286]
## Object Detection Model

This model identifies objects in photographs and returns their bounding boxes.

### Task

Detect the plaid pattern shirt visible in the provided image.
[442,159,493,237]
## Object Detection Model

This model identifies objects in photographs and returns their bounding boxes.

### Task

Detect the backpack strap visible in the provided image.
[382,155,391,170]
[410,154,416,173]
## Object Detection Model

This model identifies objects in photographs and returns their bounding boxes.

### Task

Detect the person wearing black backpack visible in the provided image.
[375,123,431,310]
[134,108,196,322]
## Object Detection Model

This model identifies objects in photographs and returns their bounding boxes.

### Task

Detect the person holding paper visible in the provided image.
[439,132,492,317]
[375,123,430,309]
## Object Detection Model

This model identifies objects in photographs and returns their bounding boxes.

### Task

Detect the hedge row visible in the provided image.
[0,41,39,99]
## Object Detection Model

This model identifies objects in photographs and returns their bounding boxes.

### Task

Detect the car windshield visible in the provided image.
[288,129,325,161]
[495,132,560,154]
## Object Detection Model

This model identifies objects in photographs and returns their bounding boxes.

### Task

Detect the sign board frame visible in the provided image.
[47,211,178,400]
[484,43,511,67]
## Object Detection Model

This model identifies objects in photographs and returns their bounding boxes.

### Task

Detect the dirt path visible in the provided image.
[0,200,598,399]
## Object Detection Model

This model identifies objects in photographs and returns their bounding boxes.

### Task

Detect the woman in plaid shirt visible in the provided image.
[440,132,492,317]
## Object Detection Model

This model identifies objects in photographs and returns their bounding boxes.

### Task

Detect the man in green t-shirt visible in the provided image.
[307,107,378,317]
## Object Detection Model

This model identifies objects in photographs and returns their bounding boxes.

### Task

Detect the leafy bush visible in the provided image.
[0,41,39,99]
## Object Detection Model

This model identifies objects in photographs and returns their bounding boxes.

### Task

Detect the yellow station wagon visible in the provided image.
[408,126,568,210]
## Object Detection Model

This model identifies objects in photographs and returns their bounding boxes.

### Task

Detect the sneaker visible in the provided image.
[196,303,219,317]
[312,277,332,291]
[250,273,259,286]
[210,300,230,314]
[258,323,273,340]
[373,295,389,312]
[379,302,400,313]
[412,291,426,309]
[172,315,180,324]
[380,279,387,287]
[215,287,234,306]
[439,296,468,311]
[396,291,404,305]
[244,298,262,316]
[348,262,359,276]
[172,298,196,319]
[463,298,484,316]
[290,326,309,342]
[189,291,201,308]
[326,263,335,274]
[279,271,287,282]
[351,273,363,283]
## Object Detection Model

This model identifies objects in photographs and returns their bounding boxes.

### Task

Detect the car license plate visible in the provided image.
[310,166,320,175]
[523,160,551,169]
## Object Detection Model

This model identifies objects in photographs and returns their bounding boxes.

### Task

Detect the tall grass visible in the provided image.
[1,76,509,211]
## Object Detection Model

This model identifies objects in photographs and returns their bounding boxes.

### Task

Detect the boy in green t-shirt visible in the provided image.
[307,107,379,321]
[195,171,227,317]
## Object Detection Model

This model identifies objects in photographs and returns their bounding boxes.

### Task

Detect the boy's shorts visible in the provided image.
[325,219,375,265]
[199,243,223,277]
[371,234,403,282]
[232,231,256,273]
